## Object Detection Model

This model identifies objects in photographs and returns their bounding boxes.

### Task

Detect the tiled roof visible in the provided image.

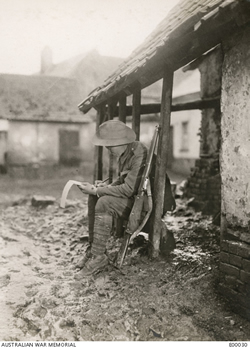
[79,0,248,113]
[0,74,89,122]
[107,0,222,80]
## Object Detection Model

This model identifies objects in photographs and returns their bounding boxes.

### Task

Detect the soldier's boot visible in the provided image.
[74,213,112,279]
[75,244,92,269]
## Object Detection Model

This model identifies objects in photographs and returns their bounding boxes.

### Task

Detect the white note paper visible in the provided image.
[60,180,83,208]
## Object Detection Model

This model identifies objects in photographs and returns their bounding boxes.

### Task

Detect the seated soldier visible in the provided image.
[74,120,148,278]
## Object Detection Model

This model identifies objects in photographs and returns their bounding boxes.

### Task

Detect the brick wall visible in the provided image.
[219,240,250,319]
[186,156,221,214]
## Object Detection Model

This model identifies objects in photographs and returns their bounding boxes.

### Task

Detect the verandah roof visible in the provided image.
[78,0,250,114]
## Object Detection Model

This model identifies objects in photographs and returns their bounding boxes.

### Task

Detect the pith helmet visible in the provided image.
[92,120,136,146]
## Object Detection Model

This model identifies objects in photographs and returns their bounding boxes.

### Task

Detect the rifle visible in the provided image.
[116,125,159,267]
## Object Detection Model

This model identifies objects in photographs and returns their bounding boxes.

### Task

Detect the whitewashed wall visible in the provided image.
[7,120,95,165]
[221,27,250,228]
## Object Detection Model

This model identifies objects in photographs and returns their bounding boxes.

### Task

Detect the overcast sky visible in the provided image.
[0,0,180,75]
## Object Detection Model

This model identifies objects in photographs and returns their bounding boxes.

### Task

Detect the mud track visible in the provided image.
[1,198,250,341]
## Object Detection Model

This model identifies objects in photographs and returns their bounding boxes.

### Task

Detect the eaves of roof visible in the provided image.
[78,0,250,114]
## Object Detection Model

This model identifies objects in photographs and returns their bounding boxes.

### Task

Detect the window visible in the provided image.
[181,121,189,151]
[59,129,80,166]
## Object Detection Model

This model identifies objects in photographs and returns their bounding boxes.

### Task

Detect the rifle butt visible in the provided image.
[116,233,131,268]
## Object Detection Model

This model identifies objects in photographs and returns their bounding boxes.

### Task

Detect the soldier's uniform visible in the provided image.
[87,141,147,260]
[75,121,147,277]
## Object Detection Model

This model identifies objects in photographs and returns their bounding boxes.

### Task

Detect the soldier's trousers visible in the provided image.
[87,195,134,255]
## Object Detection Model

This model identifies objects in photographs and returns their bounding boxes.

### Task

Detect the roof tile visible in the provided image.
[79,0,241,111]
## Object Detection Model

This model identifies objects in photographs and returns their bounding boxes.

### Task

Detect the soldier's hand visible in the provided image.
[78,182,97,195]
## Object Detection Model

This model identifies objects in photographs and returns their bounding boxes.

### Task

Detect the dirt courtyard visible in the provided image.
[1,170,250,342]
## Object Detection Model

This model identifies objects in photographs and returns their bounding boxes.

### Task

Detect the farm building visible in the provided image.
[0,50,123,177]
[0,47,202,177]
[78,0,250,320]
[0,73,93,178]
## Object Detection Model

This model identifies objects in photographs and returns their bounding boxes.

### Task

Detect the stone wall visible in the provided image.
[199,46,223,157]
[219,25,250,320]
[186,46,223,215]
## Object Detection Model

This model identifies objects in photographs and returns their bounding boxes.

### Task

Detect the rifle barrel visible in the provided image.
[138,125,159,193]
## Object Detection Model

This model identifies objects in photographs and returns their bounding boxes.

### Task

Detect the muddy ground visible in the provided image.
[1,172,250,342]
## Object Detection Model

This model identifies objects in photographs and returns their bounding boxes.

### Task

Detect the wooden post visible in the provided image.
[119,93,127,124]
[116,93,127,238]
[107,101,115,120]
[107,100,116,183]
[150,66,174,258]
[132,86,141,140]
[94,103,105,182]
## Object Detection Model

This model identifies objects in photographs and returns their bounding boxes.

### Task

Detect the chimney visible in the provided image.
[41,46,53,74]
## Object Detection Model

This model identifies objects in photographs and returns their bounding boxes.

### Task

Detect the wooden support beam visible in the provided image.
[116,93,128,238]
[132,87,141,140]
[119,93,127,123]
[150,66,174,258]
[94,104,105,182]
[107,100,117,184]
[107,101,115,120]
[172,95,220,111]
[113,95,220,117]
